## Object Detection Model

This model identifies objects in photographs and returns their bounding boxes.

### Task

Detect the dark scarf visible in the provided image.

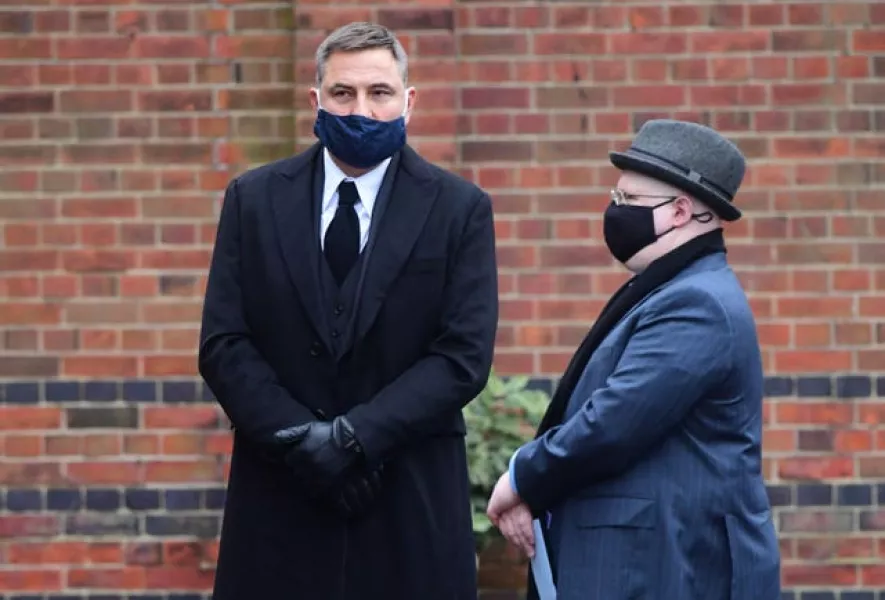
[534,228,727,438]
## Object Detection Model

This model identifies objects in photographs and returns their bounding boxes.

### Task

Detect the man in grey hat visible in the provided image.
[486,120,782,600]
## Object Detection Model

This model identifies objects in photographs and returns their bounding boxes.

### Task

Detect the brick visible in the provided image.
[460,86,531,110]
[125,489,160,511]
[134,36,210,59]
[5,489,43,512]
[378,8,454,30]
[691,31,769,53]
[138,91,213,112]
[0,515,59,539]
[610,32,686,55]
[853,83,885,105]
[779,457,855,480]
[46,489,82,512]
[1,382,40,404]
[58,90,131,113]
[84,489,121,512]
[164,490,202,511]
[774,30,846,52]
[160,381,198,403]
[798,430,832,452]
[0,569,62,590]
[66,407,138,429]
[854,31,885,53]
[145,515,219,538]
[0,92,54,114]
[67,566,145,588]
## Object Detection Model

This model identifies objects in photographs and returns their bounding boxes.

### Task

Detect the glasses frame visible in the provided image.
[610,188,680,206]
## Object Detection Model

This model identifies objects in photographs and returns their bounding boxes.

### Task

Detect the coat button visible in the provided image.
[331,329,340,338]
[333,304,344,316]
[309,342,321,357]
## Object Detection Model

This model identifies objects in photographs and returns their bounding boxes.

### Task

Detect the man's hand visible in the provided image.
[333,465,384,519]
[273,416,364,496]
[498,503,535,558]
[487,471,522,525]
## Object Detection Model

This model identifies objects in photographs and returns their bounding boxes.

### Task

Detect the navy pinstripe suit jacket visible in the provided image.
[512,252,782,600]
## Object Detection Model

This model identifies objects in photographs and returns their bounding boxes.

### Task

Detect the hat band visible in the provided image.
[626,146,734,201]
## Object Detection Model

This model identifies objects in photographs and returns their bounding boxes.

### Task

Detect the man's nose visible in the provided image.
[352,95,372,118]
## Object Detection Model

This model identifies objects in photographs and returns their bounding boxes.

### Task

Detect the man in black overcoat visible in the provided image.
[198,21,499,600]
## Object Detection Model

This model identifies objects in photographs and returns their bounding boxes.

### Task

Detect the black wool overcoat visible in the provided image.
[199,143,499,600]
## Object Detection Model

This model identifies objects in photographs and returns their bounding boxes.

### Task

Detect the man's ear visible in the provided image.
[309,87,320,112]
[673,196,695,227]
[404,86,417,124]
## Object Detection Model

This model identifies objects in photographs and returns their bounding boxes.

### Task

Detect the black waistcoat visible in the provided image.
[311,152,400,364]
[317,242,366,359]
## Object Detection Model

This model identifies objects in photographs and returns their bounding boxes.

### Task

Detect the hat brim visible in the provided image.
[610,151,742,222]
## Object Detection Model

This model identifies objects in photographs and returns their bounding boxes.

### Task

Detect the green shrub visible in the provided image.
[463,370,550,552]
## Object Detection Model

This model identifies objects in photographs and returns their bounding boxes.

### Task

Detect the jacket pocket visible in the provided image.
[722,511,781,600]
[557,496,657,600]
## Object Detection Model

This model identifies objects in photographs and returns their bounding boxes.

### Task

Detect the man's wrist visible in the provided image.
[333,415,363,456]
[509,447,521,496]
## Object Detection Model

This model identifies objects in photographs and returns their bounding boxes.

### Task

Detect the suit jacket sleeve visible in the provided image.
[345,191,498,464]
[198,178,318,445]
[512,286,734,513]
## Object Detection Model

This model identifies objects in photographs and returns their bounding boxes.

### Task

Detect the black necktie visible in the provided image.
[324,180,360,285]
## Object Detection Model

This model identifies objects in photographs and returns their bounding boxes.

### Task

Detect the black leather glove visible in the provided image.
[332,464,384,519]
[273,416,365,497]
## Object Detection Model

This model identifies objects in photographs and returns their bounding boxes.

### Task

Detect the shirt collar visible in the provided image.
[321,148,391,216]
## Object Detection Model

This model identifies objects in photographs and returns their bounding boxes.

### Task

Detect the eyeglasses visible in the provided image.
[610,188,679,206]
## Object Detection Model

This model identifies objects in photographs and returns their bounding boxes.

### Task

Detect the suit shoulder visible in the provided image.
[648,274,732,320]
[425,163,489,208]
[227,146,316,194]
[228,156,290,191]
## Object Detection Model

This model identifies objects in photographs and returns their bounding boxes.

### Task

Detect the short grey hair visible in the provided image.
[315,22,409,86]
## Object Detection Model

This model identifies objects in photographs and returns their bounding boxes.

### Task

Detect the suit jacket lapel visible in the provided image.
[268,143,333,351]
[354,145,439,342]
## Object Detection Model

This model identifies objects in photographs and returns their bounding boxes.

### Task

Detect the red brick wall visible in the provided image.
[1,1,884,597]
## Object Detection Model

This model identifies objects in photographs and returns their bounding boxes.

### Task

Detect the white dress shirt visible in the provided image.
[319,148,391,252]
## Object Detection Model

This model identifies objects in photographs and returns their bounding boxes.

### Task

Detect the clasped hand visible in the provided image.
[273,416,383,519]
[487,472,536,558]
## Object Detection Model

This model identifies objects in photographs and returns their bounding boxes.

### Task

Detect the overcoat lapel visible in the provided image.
[354,145,439,343]
[268,143,333,352]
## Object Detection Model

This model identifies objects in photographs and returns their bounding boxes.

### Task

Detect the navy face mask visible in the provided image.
[313,100,408,169]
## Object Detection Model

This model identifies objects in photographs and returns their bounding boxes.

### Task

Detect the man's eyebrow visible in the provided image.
[327,82,396,92]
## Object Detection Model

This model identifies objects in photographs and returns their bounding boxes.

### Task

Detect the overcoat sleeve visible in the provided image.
[344,191,499,464]
[512,286,735,513]
[198,178,317,445]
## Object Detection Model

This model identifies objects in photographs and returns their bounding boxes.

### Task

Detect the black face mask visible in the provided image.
[603,198,713,264]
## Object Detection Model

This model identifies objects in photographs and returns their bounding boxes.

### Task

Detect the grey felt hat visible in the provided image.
[609,119,746,222]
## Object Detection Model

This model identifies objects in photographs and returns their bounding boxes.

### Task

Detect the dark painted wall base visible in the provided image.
[0,374,883,405]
